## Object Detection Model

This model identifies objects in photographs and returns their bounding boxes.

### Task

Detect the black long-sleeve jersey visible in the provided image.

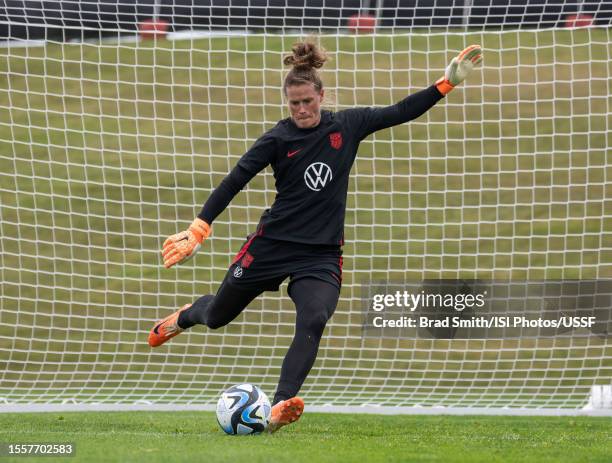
[198,85,444,246]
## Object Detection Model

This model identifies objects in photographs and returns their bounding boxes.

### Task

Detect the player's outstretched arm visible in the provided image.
[160,131,274,269]
[161,145,268,270]
[346,45,483,139]
[161,218,211,268]
[435,44,483,96]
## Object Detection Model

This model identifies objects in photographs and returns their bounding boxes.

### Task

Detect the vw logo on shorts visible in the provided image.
[233,266,243,278]
[304,162,332,191]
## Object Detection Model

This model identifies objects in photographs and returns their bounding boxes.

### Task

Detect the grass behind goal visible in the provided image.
[0,30,610,408]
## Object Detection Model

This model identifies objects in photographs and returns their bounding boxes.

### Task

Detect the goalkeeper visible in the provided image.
[149,42,482,432]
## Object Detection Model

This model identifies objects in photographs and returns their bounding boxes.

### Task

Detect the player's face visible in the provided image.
[286,84,324,129]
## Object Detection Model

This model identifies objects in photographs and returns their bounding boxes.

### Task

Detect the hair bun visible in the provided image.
[283,42,327,70]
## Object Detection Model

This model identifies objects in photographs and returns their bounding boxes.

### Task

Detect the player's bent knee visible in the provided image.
[297,304,332,337]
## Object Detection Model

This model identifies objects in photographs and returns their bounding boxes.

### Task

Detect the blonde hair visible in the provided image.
[283,41,328,94]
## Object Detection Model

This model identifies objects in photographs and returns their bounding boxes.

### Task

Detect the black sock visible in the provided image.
[177,295,214,329]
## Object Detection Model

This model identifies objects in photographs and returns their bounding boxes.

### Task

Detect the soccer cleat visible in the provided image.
[148,304,191,347]
[267,397,304,433]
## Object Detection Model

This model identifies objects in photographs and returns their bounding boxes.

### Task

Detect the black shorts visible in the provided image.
[226,232,343,293]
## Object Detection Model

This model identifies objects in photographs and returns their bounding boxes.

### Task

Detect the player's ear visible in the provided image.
[319,88,325,103]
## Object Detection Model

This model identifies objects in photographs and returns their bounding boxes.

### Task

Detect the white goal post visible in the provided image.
[0,1,610,415]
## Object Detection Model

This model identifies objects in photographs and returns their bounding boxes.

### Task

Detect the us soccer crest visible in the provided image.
[329,131,342,149]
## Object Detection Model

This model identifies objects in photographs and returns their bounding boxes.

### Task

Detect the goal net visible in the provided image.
[0,1,610,413]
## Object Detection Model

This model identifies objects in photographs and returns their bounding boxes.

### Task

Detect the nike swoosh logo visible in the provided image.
[287,149,302,158]
[153,323,162,335]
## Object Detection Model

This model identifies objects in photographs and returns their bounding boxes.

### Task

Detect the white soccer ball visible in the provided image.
[216,383,271,435]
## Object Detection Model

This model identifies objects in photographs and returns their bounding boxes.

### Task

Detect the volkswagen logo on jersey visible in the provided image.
[304,162,332,191]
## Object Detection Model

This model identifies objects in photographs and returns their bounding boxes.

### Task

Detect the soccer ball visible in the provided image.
[216,383,271,435]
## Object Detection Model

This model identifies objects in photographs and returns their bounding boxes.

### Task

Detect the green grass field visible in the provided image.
[0,411,611,463]
[0,30,610,409]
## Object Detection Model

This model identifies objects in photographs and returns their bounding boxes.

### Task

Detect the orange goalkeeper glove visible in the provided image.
[162,218,211,268]
[435,44,483,96]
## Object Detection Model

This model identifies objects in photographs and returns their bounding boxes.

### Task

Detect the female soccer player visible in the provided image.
[149,42,482,432]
